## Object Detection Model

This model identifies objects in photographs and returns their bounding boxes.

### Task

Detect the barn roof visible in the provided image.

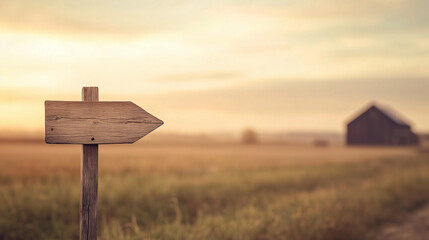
[347,103,411,127]
[375,105,409,126]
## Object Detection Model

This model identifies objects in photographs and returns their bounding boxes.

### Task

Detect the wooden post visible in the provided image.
[44,86,163,238]
[80,87,99,240]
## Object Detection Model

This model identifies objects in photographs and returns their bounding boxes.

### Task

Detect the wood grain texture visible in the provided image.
[45,101,163,144]
[81,144,98,240]
[81,87,98,240]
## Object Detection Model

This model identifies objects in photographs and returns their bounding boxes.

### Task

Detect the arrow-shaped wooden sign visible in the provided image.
[45,87,163,240]
[45,101,163,144]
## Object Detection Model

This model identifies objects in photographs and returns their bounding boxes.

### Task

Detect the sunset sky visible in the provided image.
[0,0,428,134]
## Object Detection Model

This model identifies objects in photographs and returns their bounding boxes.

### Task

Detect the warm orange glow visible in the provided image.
[0,0,428,134]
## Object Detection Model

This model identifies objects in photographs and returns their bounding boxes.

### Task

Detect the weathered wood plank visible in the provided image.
[81,144,98,240]
[45,101,163,144]
[81,87,98,240]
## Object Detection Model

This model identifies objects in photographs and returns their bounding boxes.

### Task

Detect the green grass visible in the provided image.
[0,145,429,240]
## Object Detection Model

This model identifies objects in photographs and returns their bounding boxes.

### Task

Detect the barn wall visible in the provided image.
[347,108,395,145]
[391,126,419,145]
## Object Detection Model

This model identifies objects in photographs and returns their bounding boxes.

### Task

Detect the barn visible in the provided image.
[346,104,419,146]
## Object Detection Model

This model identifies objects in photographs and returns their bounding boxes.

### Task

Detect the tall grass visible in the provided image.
[0,144,428,240]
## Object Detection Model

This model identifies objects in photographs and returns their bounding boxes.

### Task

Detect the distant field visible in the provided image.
[0,143,428,240]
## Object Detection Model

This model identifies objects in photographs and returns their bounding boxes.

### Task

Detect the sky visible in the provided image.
[0,0,428,134]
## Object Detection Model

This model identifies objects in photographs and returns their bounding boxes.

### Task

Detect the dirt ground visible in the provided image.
[375,204,429,240]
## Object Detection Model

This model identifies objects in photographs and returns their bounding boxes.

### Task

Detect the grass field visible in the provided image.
[0,142,429,240]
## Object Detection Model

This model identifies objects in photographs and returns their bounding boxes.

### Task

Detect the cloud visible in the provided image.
[154,71,243,82]
[1,77,429,133]
[146,77,429,112]
[0,0,216,38]
[139,77,429,132]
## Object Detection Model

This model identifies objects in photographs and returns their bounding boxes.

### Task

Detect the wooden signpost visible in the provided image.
[45,87,163,240]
